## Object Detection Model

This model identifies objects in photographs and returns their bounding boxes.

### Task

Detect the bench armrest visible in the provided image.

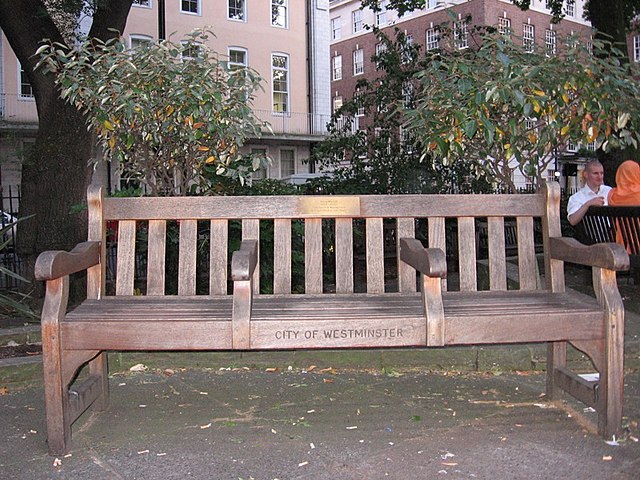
[35,241,101,281]
[549,237,629,271]
[399,238,447,278]
[231,239,259,281]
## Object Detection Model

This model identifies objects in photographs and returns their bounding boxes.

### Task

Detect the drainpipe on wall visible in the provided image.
[158,0,166,41]
[305,0,316,173]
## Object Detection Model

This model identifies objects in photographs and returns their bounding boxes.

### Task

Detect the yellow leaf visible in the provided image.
[108,137,116,149]
[198,146,210,152]
[562,94,570,104]
[184,115,193,126]
[532,89,545,97]
[165,105,175,116]
[205,156,216,164]
[528,131,537,143]
[104,120,115,131]
[532,99,541,114]
[560,125,570,136]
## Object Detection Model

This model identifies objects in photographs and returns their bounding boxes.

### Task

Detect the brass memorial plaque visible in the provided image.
[298,197,361,217]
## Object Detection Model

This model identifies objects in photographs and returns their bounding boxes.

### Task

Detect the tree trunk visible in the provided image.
[0,0,132,302]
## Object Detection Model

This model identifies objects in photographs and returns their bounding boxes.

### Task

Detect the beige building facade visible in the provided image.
[0,0,332,198]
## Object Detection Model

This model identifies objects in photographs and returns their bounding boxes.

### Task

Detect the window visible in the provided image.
[376,1,388,26]
[426,0,437,8]
[181,42,202,60]
[272,54,289,113]
[354,89,365,117]
[352,9,363,33]
[133,0,151,8]
[402,82,415,109]
[523,24,535,52]
[333,96,343,113]
[280,149,295,177]
[181,0,199,14]
[454,19,469,49]
[634,36,640,62]
[375,42,387,68]
[498,17,511,36]
[271,0,287,28]
[19,63,34,99]
[401,35,414,63]
[353,48,364,75]
[228,47,248,70]
[565,0,575,17]
[331,17,341,40]
[426,27,440,51]
[332,55,342,81]
[228,0,245,21]
[545,29,557,56]
[251,148,268,180]
[130,35,153,49]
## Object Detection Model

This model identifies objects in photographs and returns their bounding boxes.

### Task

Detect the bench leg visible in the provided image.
[545,341,567,401]
[88,353,110,411]
[41,277,72,455]
[594,267,625,439]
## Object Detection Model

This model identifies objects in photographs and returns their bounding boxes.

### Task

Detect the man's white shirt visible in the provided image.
[566,184,612,221]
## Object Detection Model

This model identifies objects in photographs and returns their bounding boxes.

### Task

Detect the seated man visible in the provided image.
[567,159,612,227]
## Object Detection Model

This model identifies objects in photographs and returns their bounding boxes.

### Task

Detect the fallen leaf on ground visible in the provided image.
[602,455,613,461]
[0,387,9,396]
[129,363,147,372]
[323,378,334,383]
[265,368,279,373]
[307,365,317,372]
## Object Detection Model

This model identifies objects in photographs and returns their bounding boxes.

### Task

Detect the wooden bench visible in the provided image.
[35,182,629,454]
[581,206,640,278]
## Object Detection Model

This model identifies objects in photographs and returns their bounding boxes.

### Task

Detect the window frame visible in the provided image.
[228,0,246,22]
[180,0,200,16]
[353,48,364,76]
[228,46,248,70]
[545,28,557,56]
[271,0,288,29]
[426,27,440,51]
[332,54,342,81]
[132,0,152,8]
[498,17,511,36]
[272,52,290,114]
[634,36,640,62]
[523,24,535,53]
[331,17,341,40]
[129,34,154,50]
[352,9,363,34]
[454,19,469,50]
[18,63,35,100]
[279,148,296,178]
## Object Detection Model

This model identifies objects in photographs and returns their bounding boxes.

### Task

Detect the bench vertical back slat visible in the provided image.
[397,217,416,293]
[178,220,198,295]
[115,220,137,295]
[542,182,565,292]
[428,217,447,291]
[273,219,292,294]
[87,185,104,299]
[620,217,640,255]
[146,220,167,295]
[242,219,260,294]
[335,218,354,293]
[487,217,507,291]
[516,216,538,290]
[209,219,228,295]
[305,219,323,293]
[366,218,385,293]
[458,217,477,291]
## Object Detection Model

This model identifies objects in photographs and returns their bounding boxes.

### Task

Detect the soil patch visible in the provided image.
[0,343,41,360]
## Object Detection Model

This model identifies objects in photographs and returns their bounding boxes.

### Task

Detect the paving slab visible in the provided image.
[1,368,639,479]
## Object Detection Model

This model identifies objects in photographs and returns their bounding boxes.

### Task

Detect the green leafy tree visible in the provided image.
[37,30,268,196]
[403,29,640,192]
[313,29,491,195]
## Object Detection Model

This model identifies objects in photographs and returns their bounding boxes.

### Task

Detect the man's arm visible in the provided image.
[568,196,605,226]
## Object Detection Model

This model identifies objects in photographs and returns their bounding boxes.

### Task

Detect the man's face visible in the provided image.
[584,164,604,190]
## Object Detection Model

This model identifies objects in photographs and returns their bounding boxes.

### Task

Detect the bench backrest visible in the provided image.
[86,182,563,298]
[582,206,640,256]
